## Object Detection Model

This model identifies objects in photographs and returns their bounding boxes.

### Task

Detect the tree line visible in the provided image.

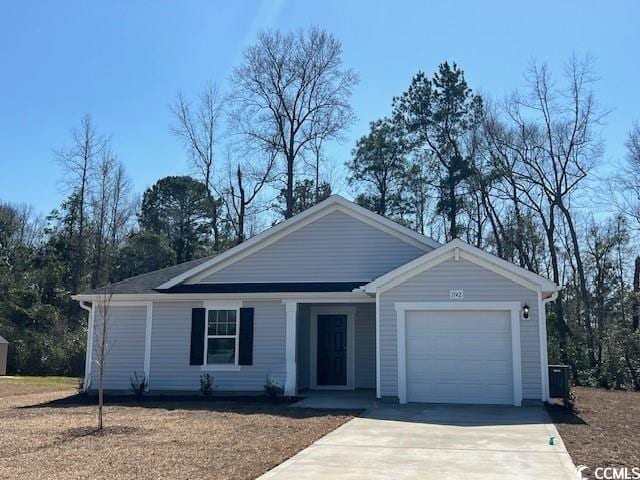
[0,27,638,390]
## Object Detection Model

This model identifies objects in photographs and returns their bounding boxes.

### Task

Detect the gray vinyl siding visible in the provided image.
[355,303,376,389]
[296,304,311,390]
[149,300,286,391]
[379,258,542,400]
[199,210,430,283]
[91,306,147,390]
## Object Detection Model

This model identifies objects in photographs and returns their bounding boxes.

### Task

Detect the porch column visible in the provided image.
[284,301,298,396]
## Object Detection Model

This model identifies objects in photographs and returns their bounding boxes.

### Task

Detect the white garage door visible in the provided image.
[405,309,513,405]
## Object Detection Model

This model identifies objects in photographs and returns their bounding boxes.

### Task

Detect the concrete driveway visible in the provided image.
[259,404,576,480]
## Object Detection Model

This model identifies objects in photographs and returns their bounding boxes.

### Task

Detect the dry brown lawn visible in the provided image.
[0,379,359,480]
[0,376,79,397]
[547,386,640,470]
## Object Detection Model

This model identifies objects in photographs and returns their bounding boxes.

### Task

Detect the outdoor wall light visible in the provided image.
[522,303,530,319]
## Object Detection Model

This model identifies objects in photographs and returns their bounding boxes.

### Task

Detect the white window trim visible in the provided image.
[201,301,242,372]
[394,301,523,407]
[310,305,356,391]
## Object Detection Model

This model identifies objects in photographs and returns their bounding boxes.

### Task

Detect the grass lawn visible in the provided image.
[0,386,359,480]
[0,375,79,397]
[547,386,640,470]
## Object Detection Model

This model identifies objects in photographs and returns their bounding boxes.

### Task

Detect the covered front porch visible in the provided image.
[283,300,377,397]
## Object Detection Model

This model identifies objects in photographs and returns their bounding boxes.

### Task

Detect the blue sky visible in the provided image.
[1,0,638,215]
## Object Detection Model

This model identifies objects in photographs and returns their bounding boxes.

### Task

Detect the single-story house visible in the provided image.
[73,195,559,406]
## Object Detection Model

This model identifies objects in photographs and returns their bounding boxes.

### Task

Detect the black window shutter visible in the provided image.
[190,308,206,365]
[238,308,254,366]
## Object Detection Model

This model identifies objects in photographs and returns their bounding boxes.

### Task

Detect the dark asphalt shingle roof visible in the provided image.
[82,256,214,295]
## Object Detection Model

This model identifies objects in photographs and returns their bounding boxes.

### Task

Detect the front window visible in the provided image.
[206,309,238,365]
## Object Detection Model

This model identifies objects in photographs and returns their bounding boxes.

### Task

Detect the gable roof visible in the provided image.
[363,238,559,295]
[80,255,214,295]
[157,195,441,289]
[0,335,7,344]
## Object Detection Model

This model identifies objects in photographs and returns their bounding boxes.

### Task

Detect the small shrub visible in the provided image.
[129,372,147,397]
[200,373,214,396]
[264,375,283,397]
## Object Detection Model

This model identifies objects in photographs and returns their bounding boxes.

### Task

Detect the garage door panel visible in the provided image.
[408,382,512,404]
[407,335,509,361]
[458,336,510,355]
[405,310,513,405]
[407,312,509,333]
[407,361,510,382]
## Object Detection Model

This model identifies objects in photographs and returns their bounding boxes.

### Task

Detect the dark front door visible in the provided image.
[317,314,347,386]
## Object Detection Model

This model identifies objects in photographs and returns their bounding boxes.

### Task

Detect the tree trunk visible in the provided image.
[449,171,457,239]
[616,222,626,324]
[511,180,529,269]
[315,150,320,203]
[211,200,220,252]
[557,200,596,369]
[285,153,295,219]
[633,256,640,331]
[98,310,106,430]
[379,188,386,216]
[542,206,570,364]
[236,166,246,245]
[204,168,220,252]
[98,367,104,430]
[73,170,88,293]
[480,185,503,259]
[475,195,482,248]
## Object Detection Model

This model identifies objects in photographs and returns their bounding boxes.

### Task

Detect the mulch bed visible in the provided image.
[546,386,640,469]
[0,389,360,480]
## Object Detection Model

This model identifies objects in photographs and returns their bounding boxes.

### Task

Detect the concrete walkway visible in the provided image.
[291,389,377,409]
[259,404,577,479]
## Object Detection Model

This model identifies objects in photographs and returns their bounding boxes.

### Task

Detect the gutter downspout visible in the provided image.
[79,301,93,390]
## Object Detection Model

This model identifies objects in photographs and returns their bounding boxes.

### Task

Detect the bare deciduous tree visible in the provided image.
[171,83,225,251]
[90,149,133,288]
[229,27,358,218]
[93,287,114,430]
[223,149,276,244]
[503,55,607,367]
[56,114,106,292]
[612,124,640,225]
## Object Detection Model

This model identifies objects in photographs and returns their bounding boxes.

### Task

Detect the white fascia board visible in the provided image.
[156,195,439,289]
[365,239,559,294]
[72,291,375,303]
